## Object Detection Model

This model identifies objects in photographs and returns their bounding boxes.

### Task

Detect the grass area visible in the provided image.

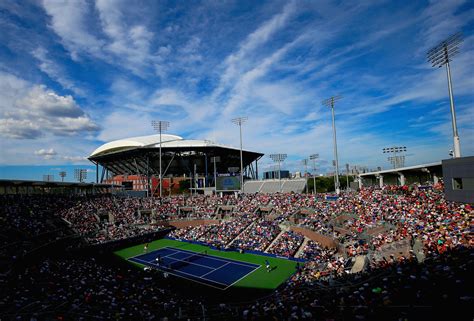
[114,238,298,290]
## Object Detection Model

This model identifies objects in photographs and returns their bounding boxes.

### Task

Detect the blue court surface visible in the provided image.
[128,247,261,290]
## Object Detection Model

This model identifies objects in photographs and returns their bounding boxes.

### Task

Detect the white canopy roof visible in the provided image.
[89,134,256,158]
[89,134,183,157]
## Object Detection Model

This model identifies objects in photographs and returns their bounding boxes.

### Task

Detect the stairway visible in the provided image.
[264,230,285,253]
[294,237,310,258]
[226,221,255,247]
[350,255,367,273]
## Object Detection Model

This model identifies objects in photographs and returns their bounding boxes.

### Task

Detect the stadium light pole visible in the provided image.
[74,169,87,183]
[59,171,66,182]
[345,163,350,191]
[323,96,342,194]
[211,156,221,193]
[383,146,407,169]
[152,120,170,198]
[309,154,319,194]
[302,159,309,194]
[270,154,287,193]
[231,117,247,193]
[427,32,463,158]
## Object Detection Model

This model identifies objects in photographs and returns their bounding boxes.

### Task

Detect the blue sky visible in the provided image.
[0,0,473,182]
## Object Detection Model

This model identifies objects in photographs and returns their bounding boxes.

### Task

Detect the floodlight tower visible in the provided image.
[59,171,66,182]
[383,146,407,169]
[211,156,221,192]
[152,120,170,198]
[269,153,287,193]
[309,154,319,194]
[74,169,87,183]
[231,117,247,193]
[302,159,309,194]
[427,32,463,158]
[323,96,342,194]
[345,163,350,191]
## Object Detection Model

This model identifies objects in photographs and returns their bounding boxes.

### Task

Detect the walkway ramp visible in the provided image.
[264,230,285,253]
[350,255,367,274]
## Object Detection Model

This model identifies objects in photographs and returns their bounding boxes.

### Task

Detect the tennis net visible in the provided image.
[168,251,207,270]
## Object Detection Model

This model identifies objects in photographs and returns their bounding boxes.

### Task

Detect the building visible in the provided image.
[88,134,264,194]
[358,162,442,188]
[442,156,474,203]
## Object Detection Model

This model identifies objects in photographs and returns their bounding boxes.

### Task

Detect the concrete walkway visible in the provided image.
[294,237,310,258]
[226,221,255,247]
[264,230,285,253]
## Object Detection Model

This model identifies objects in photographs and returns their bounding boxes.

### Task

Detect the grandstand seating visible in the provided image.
[244,179,306,194]
[243,180,264,193]
[1,184,472,320]
[281,179,306,193]
[258,180,283,193]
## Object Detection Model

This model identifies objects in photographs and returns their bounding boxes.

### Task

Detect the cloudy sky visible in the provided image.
[0,0,473,181]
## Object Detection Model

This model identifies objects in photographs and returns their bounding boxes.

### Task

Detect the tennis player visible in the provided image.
[265,259,271,272]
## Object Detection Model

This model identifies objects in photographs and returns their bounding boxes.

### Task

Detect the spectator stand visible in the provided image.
[164,236,307,263]
[255,206,276,219]
[137,208,156,222]
[215,205,235,219]
[178,206,195,218]
[289,207,315,224]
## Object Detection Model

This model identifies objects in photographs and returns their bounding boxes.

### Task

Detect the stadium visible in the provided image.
[88,133,264,195]
[1,2,473,321]
[1,131,473,320]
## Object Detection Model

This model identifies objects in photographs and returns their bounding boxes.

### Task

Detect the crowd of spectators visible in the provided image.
[0,256,207,320]
[1,183,472,320]
[232,219,281,252]
[267,231,304,257]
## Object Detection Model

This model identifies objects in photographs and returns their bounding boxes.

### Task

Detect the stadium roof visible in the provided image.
[359,161,442,176]
[90,134,259,158]
[90,134,182,157]
[88,134,264,179]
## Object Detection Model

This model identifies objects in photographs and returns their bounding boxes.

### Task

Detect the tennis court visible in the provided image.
[129,247,261,290]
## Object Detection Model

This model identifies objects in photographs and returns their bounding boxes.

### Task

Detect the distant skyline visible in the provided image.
[1,0,473,181]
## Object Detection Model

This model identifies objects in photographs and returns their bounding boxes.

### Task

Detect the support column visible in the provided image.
[256,159,259,180]
[357,176,363,189]
[378,175,384,188]
[399,173,406,186]
[433,173,439,185]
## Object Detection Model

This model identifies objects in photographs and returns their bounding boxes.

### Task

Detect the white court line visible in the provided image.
[200,262,230,278]
[167,247,259,269]
[131,245,260,269]
[129,247,224,270]
[222,265,262,290]
[127,247,179,260]
[130,257,229,288]
[127,246,262,290]
[157,252,261,291]
[165,256,221,270]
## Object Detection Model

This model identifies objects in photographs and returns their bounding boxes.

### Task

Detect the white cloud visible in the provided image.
[32,47,85,96]
[95,0,156,75]
[42,0,158,76]
[214,1,297,99]
[62,155,87,162]
[34,148,57,159]
[97,110,152,142]
[419,0,471,52]
[42,0,104,60]
[3,0,471,173]
[0,73,99,139]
